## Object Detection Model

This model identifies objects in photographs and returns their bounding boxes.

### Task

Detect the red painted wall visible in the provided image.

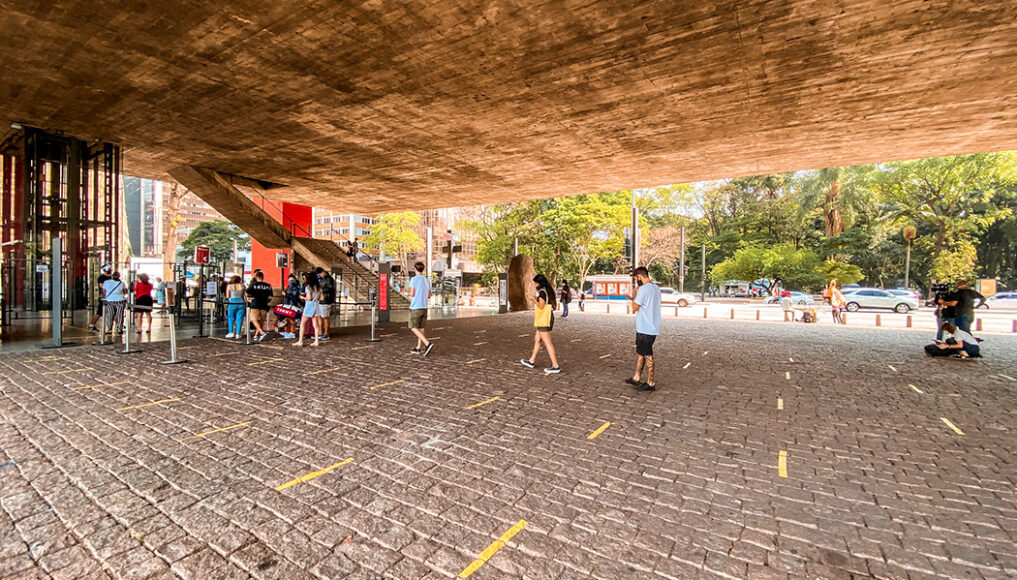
[250,199,312,290]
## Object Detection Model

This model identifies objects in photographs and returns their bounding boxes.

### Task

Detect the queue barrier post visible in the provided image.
[162,312,188,365]
[367,300,382,342]
[116,301,142,355]
[94,302,115,346]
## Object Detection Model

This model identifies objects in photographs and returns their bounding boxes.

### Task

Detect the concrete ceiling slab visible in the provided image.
[2,1,1016,212]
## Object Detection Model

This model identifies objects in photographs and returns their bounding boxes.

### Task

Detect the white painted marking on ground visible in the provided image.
[683,362,691,369]
[888,365,897,372]
[909,384,923,394]
[599,354,611,359]
[1000,374,1016,382]
[785,371,790,380]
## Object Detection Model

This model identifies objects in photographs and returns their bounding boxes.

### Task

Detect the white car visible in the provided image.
[842,288,919,313]
[660,287,699,307]
[985,292,1017,310]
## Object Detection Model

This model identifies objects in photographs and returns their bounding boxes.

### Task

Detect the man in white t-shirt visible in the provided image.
[408,262,434,357]
[926,321,980,358]
[627,266,662,391]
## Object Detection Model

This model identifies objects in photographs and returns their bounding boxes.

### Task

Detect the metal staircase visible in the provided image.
[291,237,410,307]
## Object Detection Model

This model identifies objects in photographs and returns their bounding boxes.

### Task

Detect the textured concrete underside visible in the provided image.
[1,1,1016,212]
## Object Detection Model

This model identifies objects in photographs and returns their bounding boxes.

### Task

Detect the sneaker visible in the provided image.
[520,359,535,369]
[281,332,296,339]
[319,335,330,340]
[624,378,639,385]
[410,348,421,355]
[633,382,656,392]
[256,332,267,342]
[225,333,235,339]
[423,342,435,357]
[88,325,97,332]
[544,367,561,374]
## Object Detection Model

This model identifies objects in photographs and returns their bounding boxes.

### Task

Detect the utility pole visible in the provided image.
[425,226,433,274]
[678,226,686,293]
[631,190,639,269]
[701,243,706,302]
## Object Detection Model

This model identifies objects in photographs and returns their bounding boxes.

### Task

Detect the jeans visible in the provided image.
[562,302,569,317]
[955,312,974,333]
[936,316,956,340]
[227,300,245,335]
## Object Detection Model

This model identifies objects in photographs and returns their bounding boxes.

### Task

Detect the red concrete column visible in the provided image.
[249,199,311,290]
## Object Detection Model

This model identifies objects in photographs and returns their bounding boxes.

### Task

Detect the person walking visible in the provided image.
[520,274,560,373]
[316,267,336,340]
[579,290,585,312]
[952,280,984,334]
[560,280,572,318]
[294,272,323,347]
[627,266,661,392]
[154,277,166,311]
[408,262,434,356]
[826,279,845,324]
[246,270,273,341]
[102,272,127,334]
[224,275,246,339]
[89,265,111,331]
[134,273,154,334]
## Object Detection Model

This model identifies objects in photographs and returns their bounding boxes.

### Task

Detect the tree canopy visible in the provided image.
[178,220,249,265]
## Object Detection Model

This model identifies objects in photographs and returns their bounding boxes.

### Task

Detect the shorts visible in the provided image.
[635,332,657,356]
[251,309,267,325]
[136,295,153,309]
[316,303,330,318]
[409,309,427,329]
[302,301,318,318]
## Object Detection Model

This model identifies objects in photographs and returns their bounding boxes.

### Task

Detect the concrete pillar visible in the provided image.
[906,315,912,327]
[875,314,881,326]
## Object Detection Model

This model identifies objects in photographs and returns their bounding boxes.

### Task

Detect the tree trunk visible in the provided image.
[162,183,185,281]
[825,179,842,237]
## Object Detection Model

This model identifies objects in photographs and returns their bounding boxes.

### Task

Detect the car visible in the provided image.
[764,291,814,305]
[842,288,919,313]
[659,287,699,307]
[889,289,921,302]
[985,292,1017,310]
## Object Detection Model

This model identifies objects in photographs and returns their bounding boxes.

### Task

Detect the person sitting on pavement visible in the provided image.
[780,291,796,322]
[925,321,981,359]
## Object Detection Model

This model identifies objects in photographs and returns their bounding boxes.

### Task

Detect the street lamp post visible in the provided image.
[903,224,917,290]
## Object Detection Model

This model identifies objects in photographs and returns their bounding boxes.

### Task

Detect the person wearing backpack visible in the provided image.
[520,274,560,374]
[316,267,336,340]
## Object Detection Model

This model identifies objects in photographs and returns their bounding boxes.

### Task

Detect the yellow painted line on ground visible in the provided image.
[465,358,486,365]
[458,519,527,578]
[888,364,898,372]
[206,352,234,357]
[1000,374,1016,382]
[310,366,342,375]
[24,356,65,363]
[475,329,487,333]
[116,398,181,412]
[258,344,284,350]
[42,367,94,375]
[778,451,788,478]
[275,457,354,491]
[777,398,783,410]
[785,371,790,380]
[380,333,397,337]
[369,379,404,391]
[208,337,238,343]
[518,333,530,338]
[430,337,442,340]
[682,362,691,369]
[587,422,611,440]
[571,339,582,342]
[352,345,373,350]
[182,421,251,440]
[599,354,611,359]
[940,417,964,435]
[473,341,487,346]
[909,384,924,394]
[73,381,126,391]
[247,357,283,366]
[466,396,500,409]
[789,357,794,363]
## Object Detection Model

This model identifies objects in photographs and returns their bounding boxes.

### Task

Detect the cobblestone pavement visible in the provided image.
[1,312,1016,579]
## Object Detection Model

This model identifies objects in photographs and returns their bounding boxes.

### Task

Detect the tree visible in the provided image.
[360,212,424,269]
[710,245,861,294]
[879,152,1017,276]
[178,220,249,266]
[162,182,187,280]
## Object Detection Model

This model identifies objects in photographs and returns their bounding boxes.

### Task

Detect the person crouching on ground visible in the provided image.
[521,274,560,374]
[925,321,981,359]
[627,266,661,392]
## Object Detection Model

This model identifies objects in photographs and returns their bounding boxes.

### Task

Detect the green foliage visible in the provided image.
[710,244,858,293]
[178,220,249,264]
[360,212,424,265]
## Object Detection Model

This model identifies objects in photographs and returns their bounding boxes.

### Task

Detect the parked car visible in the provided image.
[889,289,921,302]
[842,288,919,313]
[985,292,1017,310]
[764,291,814,305]
[660,287,699,307]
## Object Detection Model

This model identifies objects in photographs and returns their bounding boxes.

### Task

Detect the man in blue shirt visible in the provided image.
[408,262,434,356]
[627,266,661,391]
